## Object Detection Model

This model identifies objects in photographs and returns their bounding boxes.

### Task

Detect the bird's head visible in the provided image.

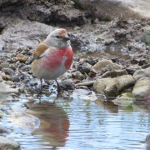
[45,28,70,48]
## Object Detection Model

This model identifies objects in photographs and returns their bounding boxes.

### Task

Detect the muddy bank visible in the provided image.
[73,0,150,20]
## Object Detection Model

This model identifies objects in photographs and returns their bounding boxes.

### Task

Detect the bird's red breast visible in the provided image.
[42,47,73,71]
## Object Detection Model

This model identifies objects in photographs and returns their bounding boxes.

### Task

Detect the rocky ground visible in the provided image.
[1,0,150,149]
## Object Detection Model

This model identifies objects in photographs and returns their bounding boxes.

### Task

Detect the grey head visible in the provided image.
[45,28,70,48]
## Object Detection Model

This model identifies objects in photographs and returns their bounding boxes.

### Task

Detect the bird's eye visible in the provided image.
[56,36,60,38]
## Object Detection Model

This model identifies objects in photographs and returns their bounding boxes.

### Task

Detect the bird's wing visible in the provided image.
[33,41,49,59]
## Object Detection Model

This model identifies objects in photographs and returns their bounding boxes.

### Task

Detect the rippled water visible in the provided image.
[2,95,150,150]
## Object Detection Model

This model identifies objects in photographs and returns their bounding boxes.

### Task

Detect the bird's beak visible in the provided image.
[63,35,70,41]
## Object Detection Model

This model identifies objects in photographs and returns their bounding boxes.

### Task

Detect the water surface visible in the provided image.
[2,96,150,150]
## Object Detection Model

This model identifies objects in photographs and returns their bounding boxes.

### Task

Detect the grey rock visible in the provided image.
[132,77,150,98]
[116,75,135,92]
[72,71,84,80]
[5,81,14,85]
[0,136,20,150]
[60,79,75,90]
[77,62,91,74]
[2,20,54,51]
[25,56,34,65]
[84,57,98,66]
[113,93,135,107]
[102,69,128,78]
[93,77,117,97]
[93,75,135,97]
[11,75,20,82]
[0,125,10,134]
[77,81,95,86]
[126,65,141,75]
[1,68,15,76]
[20,65,31,71]
[91,59,122,74]
[0,82,18,93]
[133,67,150,81]
[0,62,9,69]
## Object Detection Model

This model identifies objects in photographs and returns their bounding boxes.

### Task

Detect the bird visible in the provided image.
[31,28,73,95]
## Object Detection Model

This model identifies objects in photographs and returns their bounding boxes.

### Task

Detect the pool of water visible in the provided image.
[2,95,150,150]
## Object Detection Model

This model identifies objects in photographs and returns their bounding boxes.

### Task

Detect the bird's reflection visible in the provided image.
[26,101,70,149]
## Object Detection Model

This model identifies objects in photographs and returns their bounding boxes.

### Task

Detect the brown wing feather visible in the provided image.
[33,41,49,59]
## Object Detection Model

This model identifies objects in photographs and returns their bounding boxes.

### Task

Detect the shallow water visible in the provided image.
[2,95,150,150]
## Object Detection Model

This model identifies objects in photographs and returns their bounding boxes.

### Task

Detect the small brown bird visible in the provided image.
[31,28,73,93]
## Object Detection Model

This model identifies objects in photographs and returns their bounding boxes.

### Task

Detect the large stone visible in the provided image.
[93,75,135,97]
[0,82,18,93]
[91,60,122,74]
[132,77,150,98]
[133,67,150,81]
[115,75,135,92]
[60,79,75,90]
[0,125,10,134]
[93,77,118,97]
[102,69,128,78]
[15,54,27,63]
[113,93,135,107]
[0,136,20,150]
[2,20,54,52]
[77,62,92,74]
[0,0,85,28]
[1,68,15,76]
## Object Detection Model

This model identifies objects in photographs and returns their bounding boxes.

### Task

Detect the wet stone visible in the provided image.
[1,68,15,76]
[15,53,27,63]
[0,62,9,69]
[91,59,122,74]
[0,136,20,150]
[11,75,20,82]
[0,82,18,93]
[133,67,150,81]
[5,81,14,85]
[72,71,84,80]
[132,77,150,99]
[60,79,75,90]
[84,57,99,66]
[1,73,10,80]
[101,69,128,78]
[77,62,91,74]
[20,65,31,71]
[0,125,10,134]
[25,56,34,65]
[93,75,135,97]
[112,93,135,107]
[9,64,17,71]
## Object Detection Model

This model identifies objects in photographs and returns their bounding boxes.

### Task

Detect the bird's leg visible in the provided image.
[40,78,43,91]
[55,79,62,93]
